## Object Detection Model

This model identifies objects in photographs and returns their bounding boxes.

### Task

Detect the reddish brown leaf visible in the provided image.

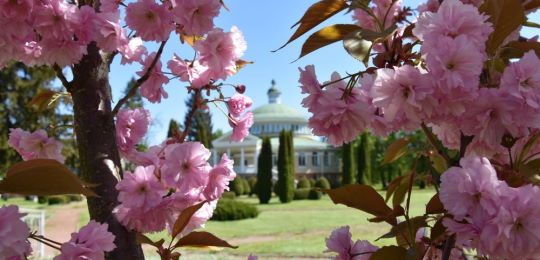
[28,90,59,111]
[480,0,526,54]
[370,246,408,260]
[383,138,410,164]
[298,24,361,59]
[385,175,408,202]
[430,217,447,242]
[276,0,348,50]
[174,231,237,249]
[426,194,445,215]
[136,233,164,249]
[172,201,207,239]
[0,159,96,196]
[324,184,395,224]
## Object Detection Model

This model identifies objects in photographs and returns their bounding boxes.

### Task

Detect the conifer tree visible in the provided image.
[341,141,356,185]
[357,132,372,184]
[166,119,181,138]
[277,130,294,203]
[184,92,213,148]
[257,137,272,204]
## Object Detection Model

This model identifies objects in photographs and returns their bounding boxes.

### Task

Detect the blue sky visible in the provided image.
[107,0,539,145]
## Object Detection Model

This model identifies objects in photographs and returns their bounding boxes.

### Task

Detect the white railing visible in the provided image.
[21,208,46,258]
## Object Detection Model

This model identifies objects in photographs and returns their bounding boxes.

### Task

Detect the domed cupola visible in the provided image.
[267,79,282,104]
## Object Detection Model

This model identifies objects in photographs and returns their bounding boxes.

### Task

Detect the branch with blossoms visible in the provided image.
[281,0,540,258]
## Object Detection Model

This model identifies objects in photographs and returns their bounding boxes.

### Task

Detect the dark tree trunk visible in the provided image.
[70,43,144,259]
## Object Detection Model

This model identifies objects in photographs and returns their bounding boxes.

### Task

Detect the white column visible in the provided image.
[240,148,245,173]
[212,149,218,165]
[227,148,231,157]
[319,152,323,174]
[254,146,259,170]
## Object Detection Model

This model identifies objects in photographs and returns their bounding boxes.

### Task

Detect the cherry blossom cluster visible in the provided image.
[439,156,540,259]
[8,128,65,163]
[300,0,540,158]
[325,226,378,260]
[0,206,115,259]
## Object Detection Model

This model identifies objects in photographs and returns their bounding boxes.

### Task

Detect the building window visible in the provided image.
[298,153,306,166]
[312,152,319,166]
[272,155,277,166]
[324,151,330,166]
[261,125,265,133]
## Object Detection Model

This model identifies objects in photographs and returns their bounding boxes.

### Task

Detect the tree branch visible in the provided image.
[112,40,167,115]
[178,90,201,143]
[421,123,452,166]
[53,65,72,91]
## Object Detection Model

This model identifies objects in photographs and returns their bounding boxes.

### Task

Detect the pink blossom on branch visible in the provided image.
[161,142,212,192]
[172,0,221,36]
[227,94,253,117]
[137,53,170,103]
[125,0,175,42]
[0,206,31,259]
[54,220,116,260]
[325,226,378,260]
[167,56,212,88]
[116,165,167,210]
[204,154,236,200]
[229,111,254,142]
[8,128,65,163]
[115,108,151,155]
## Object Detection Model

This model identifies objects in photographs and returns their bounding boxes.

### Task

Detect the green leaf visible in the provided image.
[370,246,408,260]
[324,184,396,225]
[0,159,96,196]
[275,0,348,51]
[383,138,410,164]
[426,194,445,214]
[298,24,361,60]
[480,0,526,54]
[524,20,540,29]
[173,231,238,249]
[172,201,207,239]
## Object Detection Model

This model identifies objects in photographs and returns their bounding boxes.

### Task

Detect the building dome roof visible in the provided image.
[252,103,307,123]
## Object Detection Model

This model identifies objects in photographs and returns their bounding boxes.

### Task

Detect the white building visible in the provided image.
[212,81,340,179]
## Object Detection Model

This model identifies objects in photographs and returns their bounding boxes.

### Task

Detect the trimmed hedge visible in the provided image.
[211,199,259,221]
[315,177,331,190]
[222,191,236,199]
[297,177,311,189]
[248,177,257,196]
[308,189,322,200]
[47,196,69,205]
[241,177,251,195]
[309,178,316,187]
[67,195,83,202]
[293,188,311,200]
[231,177,245,196]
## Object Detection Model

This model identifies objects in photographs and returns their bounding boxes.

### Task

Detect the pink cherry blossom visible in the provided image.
[72,6,98,44]
[40,38,87,67]
[33,0,79,41]
[501,50,540,108]
[440,156,502,221]
[95,12,127,52]
[0,206,31,259]
[116,166,167,210]
[120,37,147,65]
[413,0,492,49]
[55,220,115,260]
[115,108,151,154]
[125,0,174,42]
[161,142,212,192]
[298,65,322,110]
[114,203,169,233]
[137,53,169,103]
[8,128,65,163]
[203,154,236,200]
[309,73,374,146]
[0,0,33,20]
[325,226,378,260]
[172,0,221,36]
[167,56,212,88]
[227,94,253,117]
[230,111,254,142]
[195,27,246,80]
[424,35,485,91]
[371,65,435,126]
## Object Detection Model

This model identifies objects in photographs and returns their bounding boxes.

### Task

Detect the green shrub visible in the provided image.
[241,177,251,195]
[231,176,245,196]
[297,176,311,189]
[315,177,331,190]
[222,191,236,199]
[67,195,83,202]
[309,178,316,187]
[38,196,48,204]
[211,199,259,221]
[47,196,69,205]
[308,189,322,200]
[248,177,257,196]
[293,188,311,200]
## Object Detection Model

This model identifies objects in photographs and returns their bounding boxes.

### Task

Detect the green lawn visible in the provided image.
[148,188,435,259]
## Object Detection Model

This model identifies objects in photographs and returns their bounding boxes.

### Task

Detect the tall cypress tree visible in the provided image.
[166,119,181,138]
[277,130,294,203]
[184,92,213,148]
[287,131,295,177]
[257,137,272,204]
[341,141,356,185]
[121,78,143,109]
[357,132,372,184]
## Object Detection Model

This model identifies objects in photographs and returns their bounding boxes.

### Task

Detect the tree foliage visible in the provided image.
[277,130,294,203]
[256,137,273,204]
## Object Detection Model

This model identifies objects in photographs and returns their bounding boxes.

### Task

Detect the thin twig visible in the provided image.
[29,235,61,251]
[112,40,168,115]
[320,71,363,89]
[53,65,72,91]
[421,123,452,166]
[442,235,456,260]
[178,89,201,143]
